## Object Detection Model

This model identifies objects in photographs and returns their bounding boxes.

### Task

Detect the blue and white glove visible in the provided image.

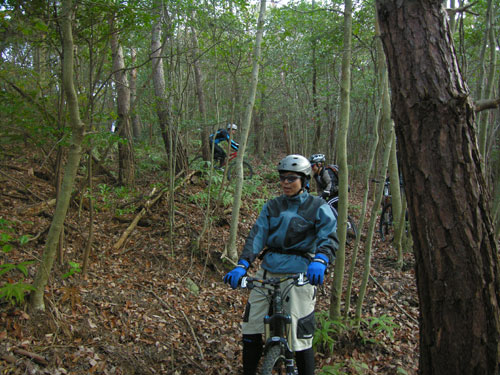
[307,254,329,285]
[223,259,249,289]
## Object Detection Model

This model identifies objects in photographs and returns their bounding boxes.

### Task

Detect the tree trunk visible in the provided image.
[31,0,85,311]
[388,127,404,267]
[353,9,393,324]
[253,90,265,160]
[476,0,496,170]
[311,0,321,151]
[226,0,266,262]
[190,19,210,161]
[151,2,187,174]
[130,47,142,139]
[376,1,500,373]
[329,0,352,319]
[110,23,135,186]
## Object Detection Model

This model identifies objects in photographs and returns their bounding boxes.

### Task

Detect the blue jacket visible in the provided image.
[240,192,338,274]
[209,129,239,150]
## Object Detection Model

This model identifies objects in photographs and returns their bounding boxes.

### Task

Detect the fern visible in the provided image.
[0,282,35,306]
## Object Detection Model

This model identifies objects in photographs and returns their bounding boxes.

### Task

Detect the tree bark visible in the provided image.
[329,0,352,319]
[190,19,211,161]
[110,21,135,186]
[151,1,187,174]
[31,0,85,311]
[130,47,142,139]
[226,0,266,261]
[376,1,500,374]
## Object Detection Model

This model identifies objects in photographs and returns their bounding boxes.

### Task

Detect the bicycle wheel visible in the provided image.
[227,160,253,180]
[260,345,288,375]
[346,215,358,243]
[379,203,393,241]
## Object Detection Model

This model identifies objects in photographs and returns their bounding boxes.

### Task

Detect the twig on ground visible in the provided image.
[180,310,205,361]
[369,273,419,324]
[12,348,48,366]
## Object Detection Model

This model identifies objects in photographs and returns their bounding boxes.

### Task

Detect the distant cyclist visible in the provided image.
[209,124,239,166]
[309,154,339,210]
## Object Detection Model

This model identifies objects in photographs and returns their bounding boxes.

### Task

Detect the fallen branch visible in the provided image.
[21,198,57,216]
[113,170,196,250]
[181,309,205,361]
[12,348,48,366]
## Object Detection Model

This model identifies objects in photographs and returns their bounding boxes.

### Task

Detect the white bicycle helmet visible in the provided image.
[277,154,312,179]
[309,153,326,164]
[227,123,238,130]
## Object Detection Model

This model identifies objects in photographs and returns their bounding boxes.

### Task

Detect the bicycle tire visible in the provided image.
[227,160,253,180]
[379,203,393,241]
[260,344,288,375]
[346,215,358,243]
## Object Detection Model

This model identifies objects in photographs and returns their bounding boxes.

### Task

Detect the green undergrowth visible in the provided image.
[314,311,401,374]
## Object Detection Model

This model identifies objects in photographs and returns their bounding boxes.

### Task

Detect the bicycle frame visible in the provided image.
[241,273,307,375]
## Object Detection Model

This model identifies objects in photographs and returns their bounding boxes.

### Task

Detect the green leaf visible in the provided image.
[19,235,30,245]
[0,263,16,276]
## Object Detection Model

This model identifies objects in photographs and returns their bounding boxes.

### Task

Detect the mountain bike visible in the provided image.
[327,196,358,243]
[189,151,253,180]
[378,177,408,241]
[379,178,393,241]
[240,273,309,375]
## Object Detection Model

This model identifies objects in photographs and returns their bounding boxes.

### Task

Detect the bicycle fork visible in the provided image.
[264,313,295,374]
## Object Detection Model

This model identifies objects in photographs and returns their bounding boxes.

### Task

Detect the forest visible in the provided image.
[1,0,499,374]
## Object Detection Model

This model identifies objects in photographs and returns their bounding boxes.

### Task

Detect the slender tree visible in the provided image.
[376,1,500,373]
[329,0,352,319]
[31,0,85,311]
[151,0,187,174]
[110,18,135,186]
[227,0,266,261]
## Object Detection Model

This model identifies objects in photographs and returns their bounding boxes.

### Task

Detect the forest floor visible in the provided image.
[0,147,419,374]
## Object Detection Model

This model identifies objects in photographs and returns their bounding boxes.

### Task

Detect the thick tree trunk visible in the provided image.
[376,1,500,374]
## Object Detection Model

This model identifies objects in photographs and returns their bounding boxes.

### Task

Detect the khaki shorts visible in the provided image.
[242,269,317,352]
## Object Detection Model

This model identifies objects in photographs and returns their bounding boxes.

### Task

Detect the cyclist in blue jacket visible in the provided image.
[209,123,239,166]
[224,154,338,375]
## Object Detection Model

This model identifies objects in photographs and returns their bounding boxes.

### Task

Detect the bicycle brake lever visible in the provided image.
[297,273,306,286]
[240,277,248,288]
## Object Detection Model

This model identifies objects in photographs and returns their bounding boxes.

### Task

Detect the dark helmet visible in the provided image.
[278,154,312,179]
[309,153,326,164]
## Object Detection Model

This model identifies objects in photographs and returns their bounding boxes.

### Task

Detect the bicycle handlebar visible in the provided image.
[240,273,308,289]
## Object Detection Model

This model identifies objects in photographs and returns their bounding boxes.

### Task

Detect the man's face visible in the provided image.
[312,163,319,174]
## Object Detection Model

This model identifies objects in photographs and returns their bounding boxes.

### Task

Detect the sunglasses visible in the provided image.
[279,175,301,183]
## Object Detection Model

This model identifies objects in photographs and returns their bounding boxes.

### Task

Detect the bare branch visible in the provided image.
[474,98,500,112]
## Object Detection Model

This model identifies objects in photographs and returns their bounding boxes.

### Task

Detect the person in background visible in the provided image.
[309,153,339,214]
[209,123,239,166]
[223,154,338,375]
